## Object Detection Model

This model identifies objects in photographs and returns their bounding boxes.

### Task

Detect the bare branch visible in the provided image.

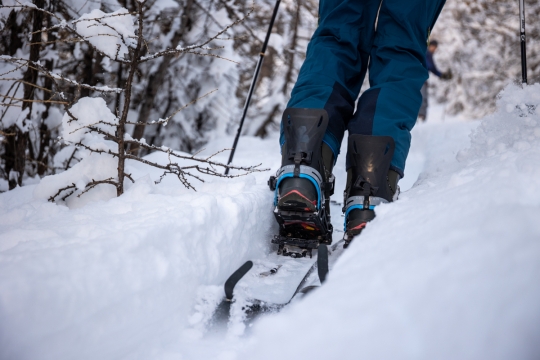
[65,148,79,170]
[122,143,266,173]
[68,121,118,139]
[71,11,137,26]
[0,63,26,77]
[0,94,69,104]
[139,4,253,62]
[125,172,135,183]
[69,141,120,158]
[5,2,62,22]
[0,103,22,108]
[139,48,238,63]
[0,78,54,93]
[77,178,118,197]
[125,88,218,126]
[48,183,77,202]
[0,56,124,93]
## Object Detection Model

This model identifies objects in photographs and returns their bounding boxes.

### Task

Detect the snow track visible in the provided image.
[1,85,540,359]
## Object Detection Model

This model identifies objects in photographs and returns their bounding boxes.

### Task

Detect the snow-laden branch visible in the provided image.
[138,4,253,62]
[0,56,124,94]
[4,1,62,22]
[5,4,133,63]
[125,89,218,126]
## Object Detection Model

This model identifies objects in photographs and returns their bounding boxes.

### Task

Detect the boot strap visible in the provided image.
[343,195,388,229]
[353,175,379,196]
[273,165,324,210]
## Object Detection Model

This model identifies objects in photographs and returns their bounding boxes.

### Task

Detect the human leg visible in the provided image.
[349,0,446,175]
[272,0,382,251]
[343,0,446,242]
[283,0,381,159]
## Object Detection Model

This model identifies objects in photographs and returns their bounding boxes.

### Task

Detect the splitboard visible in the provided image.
[211,202,348,324]
[213,240,345,324]
[235,250,320,306]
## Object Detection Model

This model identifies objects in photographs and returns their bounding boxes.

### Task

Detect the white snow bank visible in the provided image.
[0,135,279,360]
[460,83,540,159]
[33,97,119,207]
[239,84,540,360]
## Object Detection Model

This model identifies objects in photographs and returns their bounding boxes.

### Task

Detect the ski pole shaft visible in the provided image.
[519,0,527,84]
[224,0,281,175]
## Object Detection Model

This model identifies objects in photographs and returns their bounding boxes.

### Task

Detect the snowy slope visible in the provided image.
[1,84,540,360]
[0,136,280,360]
[238,85,540,360]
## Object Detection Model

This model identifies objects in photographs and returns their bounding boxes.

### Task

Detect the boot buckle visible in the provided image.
[268,175,276,191]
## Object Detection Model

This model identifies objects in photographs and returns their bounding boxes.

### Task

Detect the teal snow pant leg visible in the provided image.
[282,0,382,161]
[348,0,446,177]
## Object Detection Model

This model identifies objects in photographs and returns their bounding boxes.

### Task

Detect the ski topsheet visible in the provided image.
[235,250,318,305]
[215,240,344,315]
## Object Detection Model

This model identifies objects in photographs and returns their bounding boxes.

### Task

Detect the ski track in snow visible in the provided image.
[1,84,540,359]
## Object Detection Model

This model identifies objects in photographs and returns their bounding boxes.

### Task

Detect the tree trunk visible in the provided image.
[6,0,44,189]
[117,1,145,196]
[80,46,95,98]
[4,127,28,189]
[37,59,54,176]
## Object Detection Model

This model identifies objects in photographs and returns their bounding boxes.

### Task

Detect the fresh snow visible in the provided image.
[75,8,136,60]
[1,84,540,359]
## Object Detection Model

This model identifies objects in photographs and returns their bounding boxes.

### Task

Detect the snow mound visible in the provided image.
[238,85,540,360]
[459,83,540,160]
[0,138,277,359]
[34,97,119,208]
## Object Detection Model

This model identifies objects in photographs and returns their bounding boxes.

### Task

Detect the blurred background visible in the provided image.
[1,0,539,191]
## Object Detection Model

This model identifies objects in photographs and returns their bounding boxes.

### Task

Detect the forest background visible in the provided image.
[1,0,539,192]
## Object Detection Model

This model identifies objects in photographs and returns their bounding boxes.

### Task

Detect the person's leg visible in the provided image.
[343,0,446,244]
[348,0,446,176]
[272,0,383,249]
[283,0,381,161]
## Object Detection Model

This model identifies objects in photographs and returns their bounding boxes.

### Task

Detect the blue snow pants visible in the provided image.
[280,0,446,177]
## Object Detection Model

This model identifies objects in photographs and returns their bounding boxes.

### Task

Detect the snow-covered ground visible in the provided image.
[1,84,540,360]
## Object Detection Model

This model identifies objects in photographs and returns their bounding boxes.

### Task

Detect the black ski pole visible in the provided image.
[519,0,527,85]
[224,0,281,175]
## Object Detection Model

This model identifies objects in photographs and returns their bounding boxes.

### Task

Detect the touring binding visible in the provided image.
[268,108,335,257]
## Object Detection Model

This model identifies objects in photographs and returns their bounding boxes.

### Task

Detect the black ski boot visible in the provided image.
[268,108,335,257]
[343,135,400,247]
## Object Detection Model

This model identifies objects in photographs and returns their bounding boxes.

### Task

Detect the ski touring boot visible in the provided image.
[343,134,400,248]
[268,108,335,258]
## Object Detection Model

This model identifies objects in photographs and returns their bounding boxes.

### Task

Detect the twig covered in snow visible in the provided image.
[48,183,77,202]
[125,89,218,126]
[3,1,62,22]
[0,56,124,94]
[138,6,253,62]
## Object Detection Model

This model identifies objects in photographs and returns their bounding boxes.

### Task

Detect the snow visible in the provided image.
[61,97,117,144]
[1,84,540,359]
[151,0,179,12]
[30,97,120,207]
[75,8,136,59]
